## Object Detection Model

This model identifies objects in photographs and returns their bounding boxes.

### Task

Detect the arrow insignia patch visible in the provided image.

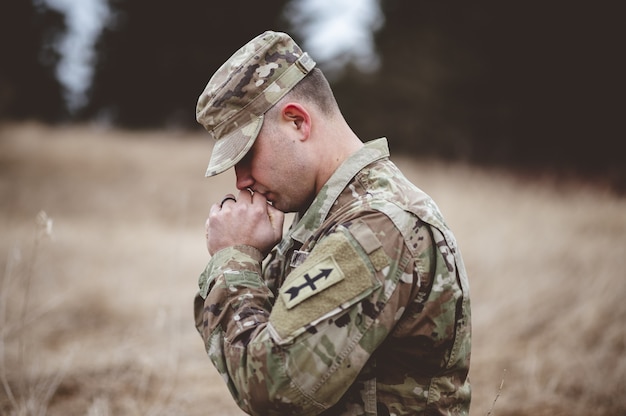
[281,256,345,309]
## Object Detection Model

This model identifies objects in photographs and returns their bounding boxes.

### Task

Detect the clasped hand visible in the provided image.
[205,190,285,256]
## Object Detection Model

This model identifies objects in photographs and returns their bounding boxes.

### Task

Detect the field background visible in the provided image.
[1,123,624,415]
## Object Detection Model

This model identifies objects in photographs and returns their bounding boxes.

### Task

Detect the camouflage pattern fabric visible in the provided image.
[194,138,471,415]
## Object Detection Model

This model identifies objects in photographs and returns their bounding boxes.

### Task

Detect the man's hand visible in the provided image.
[205,190,285,256]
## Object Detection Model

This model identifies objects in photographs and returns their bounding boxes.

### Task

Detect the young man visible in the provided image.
[194,31,471,416]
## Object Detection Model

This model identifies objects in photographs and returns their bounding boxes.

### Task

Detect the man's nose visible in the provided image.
[235,163,254,190]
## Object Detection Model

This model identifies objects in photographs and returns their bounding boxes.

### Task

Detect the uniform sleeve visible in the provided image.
[193,213,420,416]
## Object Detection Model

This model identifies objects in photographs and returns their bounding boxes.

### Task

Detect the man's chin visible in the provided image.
[271,200,296,214]
[272,202,287,213]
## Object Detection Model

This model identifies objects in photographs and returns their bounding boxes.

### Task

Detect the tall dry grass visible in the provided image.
[0,122,624,415]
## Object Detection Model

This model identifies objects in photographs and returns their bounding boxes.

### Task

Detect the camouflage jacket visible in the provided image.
[194,138,471,415]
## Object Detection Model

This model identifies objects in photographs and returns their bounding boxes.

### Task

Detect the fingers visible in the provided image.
[206,190,282,256]
[220,193,237,207]
[213,190,272,218]
[209,202,221,216]
[236,189,254,205]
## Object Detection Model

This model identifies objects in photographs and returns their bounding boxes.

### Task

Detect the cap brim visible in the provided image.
[205,115,264,177]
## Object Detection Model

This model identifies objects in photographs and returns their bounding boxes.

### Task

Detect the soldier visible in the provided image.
[194,31,471,416]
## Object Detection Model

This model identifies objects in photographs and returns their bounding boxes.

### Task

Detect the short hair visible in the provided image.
[278,68,340,117]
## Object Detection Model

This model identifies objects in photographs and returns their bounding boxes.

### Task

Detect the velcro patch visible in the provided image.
[270,231,379,341]
[348,219,390,271]
[281,256,345,309]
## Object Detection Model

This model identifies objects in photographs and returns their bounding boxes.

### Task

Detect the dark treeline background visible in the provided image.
[1,0,623,189]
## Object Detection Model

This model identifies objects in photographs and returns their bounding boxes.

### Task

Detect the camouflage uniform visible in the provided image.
[194,138,472,415]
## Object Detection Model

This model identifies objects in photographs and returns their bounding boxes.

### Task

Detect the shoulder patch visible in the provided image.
[281,256,345,309]
[270,230,379,341]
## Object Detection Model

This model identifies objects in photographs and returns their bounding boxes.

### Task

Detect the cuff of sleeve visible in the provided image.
[210,244,263,265]
[231,244,264,262]
[198,245,264,298]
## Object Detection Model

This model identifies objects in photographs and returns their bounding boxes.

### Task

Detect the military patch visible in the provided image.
[281,256,345,309]
[270,231,380,341]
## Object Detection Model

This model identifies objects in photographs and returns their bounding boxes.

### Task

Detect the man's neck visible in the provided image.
[314,123,363,195]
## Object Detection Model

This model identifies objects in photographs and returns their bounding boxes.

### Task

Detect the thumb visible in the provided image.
[267,203,285,239]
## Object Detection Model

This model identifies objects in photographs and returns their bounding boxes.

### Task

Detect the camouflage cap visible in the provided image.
[196,31,316,177]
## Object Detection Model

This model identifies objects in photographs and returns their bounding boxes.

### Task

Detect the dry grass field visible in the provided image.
[1,123,624,415]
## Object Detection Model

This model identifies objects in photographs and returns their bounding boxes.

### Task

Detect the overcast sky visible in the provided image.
[43,0,382,113]
[285,0,383,76]
[43,0,110,112]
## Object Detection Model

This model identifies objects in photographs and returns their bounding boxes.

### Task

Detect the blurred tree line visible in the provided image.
[0,0,622,188]
[0,0,67,122]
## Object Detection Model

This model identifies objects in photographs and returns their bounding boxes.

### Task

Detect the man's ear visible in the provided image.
[281,103,311,140]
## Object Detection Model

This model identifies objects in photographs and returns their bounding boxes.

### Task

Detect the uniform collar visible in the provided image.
[289,138,390,244]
